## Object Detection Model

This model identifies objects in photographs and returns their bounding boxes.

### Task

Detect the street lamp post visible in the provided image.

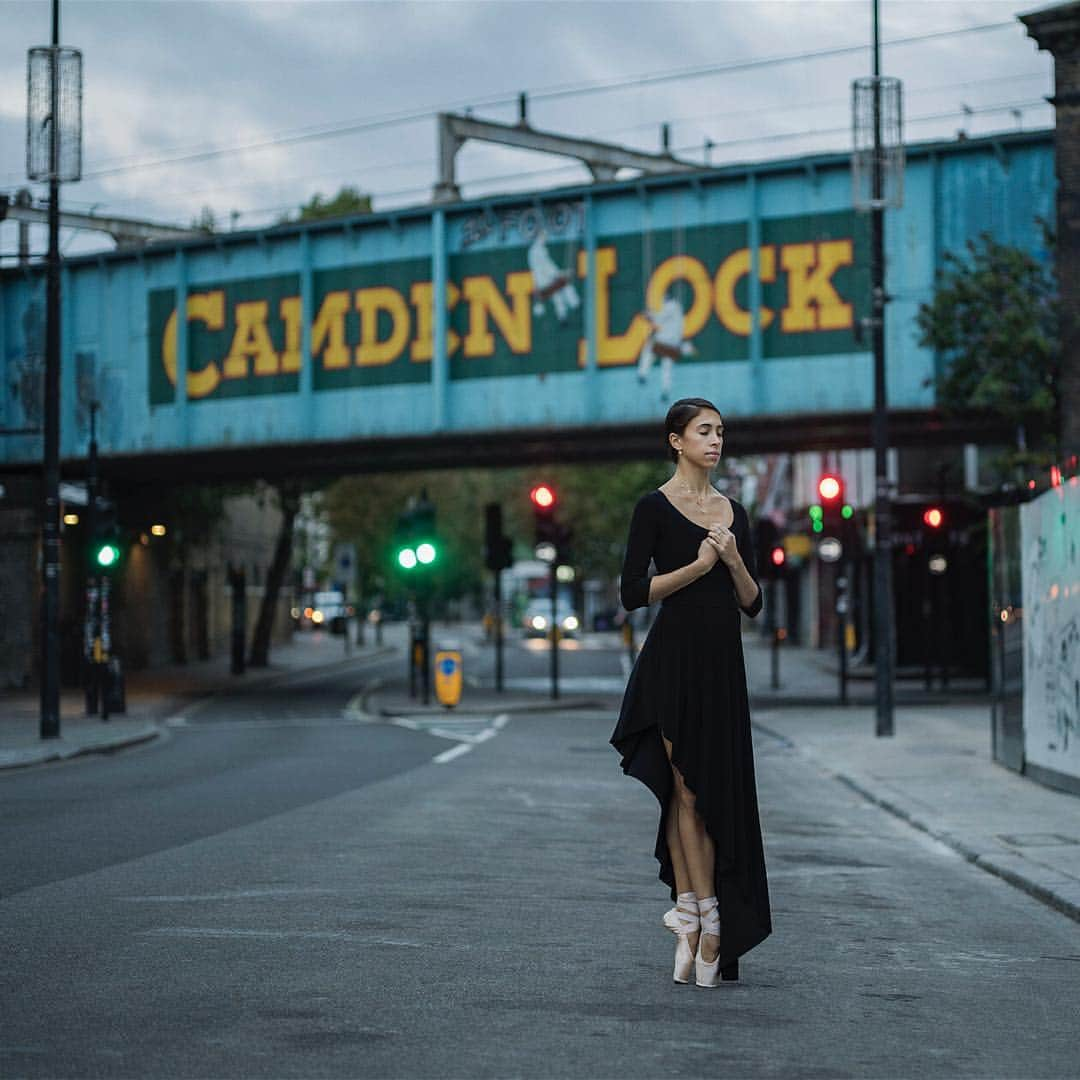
[27,0,81,739]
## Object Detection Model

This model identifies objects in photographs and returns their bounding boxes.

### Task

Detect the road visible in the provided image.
[1,626,1077,1078]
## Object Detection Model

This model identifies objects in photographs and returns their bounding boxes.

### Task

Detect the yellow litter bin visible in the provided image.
[434,649,463,709]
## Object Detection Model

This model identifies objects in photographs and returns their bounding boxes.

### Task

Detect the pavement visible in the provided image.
[3,619,1078,932]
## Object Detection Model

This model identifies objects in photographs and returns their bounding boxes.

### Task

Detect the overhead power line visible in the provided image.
[33,17,1020,184]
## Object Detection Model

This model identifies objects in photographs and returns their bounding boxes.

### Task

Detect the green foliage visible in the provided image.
[190,205,217,234]
[293,186,372,223]
[916,232,1059,455]
[321,461,673,608]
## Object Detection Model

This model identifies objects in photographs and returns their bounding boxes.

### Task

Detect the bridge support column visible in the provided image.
[583,195,598,420]
[747,172,765,415]
[175,250,188,447]
[299,231,314,439]
[432,208,448,431]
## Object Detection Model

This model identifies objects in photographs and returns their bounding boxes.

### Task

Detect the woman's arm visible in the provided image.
[726,505,763,617]
[620,494,719,611]
[619,496,660,611]
[644,557,714,606]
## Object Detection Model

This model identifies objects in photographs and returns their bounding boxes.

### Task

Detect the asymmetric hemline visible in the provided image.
[610,490,772,968]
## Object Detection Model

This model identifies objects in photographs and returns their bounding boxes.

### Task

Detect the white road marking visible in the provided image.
[432,742,473,764]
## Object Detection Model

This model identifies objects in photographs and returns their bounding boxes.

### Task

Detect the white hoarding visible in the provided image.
[1021,480,1080,782]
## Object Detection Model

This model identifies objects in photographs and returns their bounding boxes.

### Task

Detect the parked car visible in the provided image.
[522,597,580,639]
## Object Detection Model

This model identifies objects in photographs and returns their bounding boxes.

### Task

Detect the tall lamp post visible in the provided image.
[852,0,903,736]
[27,0,82,738]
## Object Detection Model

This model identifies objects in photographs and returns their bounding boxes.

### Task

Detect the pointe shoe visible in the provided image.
[673,933,695,984]
[671,900,699,984]
[694,941,740,987]
[694,934,720,987]
[662,907,680,933]
[694,896,731,988]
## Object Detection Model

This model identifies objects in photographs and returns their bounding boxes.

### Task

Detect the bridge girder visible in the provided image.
[1,409,1017,488]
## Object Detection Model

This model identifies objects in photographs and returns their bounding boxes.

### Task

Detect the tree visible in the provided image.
[249,480,301,668]
[190,205,217,233]
[285,186,372,224]
[916,232,1059,468]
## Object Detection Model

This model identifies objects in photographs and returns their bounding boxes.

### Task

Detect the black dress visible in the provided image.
[610,489,772,968]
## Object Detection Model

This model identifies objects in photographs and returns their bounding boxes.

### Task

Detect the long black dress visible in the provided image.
[610,489,772,968]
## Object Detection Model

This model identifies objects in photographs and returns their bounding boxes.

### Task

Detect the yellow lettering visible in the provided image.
[222,300,279,379]
[355,287,410,366]
[576,247,651,367]
[311,290,351,370]
[780,240,853,332]
[461,272,533,357]
[162,290,225,399]
[646,255,712,338]
[408,281,461,362]
[279,296,302,373]
[714,246,776,336]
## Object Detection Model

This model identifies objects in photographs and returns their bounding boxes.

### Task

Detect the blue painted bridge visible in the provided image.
[0,130,1054,478]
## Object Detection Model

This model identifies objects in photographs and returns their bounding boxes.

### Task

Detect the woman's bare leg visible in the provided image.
[666,797,691,897]
[663,734,719,963]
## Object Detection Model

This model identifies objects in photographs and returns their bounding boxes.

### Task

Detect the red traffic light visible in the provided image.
[770,545,786,568]
[818,474,842,502]
[923,507,944,529]
[530,484,556,510]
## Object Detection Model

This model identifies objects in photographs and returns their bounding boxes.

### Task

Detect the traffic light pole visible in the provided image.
[84,401,103,717]
[549,561,559,700]
[493,566,504,693]
[870,0,895,736]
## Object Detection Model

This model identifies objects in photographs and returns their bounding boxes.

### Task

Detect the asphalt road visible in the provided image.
[2,631,1078,1078]
[0,650,441,898]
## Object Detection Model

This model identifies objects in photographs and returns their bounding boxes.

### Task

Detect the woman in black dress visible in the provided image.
[610,397,771,987]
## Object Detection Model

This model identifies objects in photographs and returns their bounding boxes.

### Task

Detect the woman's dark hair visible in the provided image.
[664,397,722,463]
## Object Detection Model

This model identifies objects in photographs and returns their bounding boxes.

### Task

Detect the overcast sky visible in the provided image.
[0,0,1054,260]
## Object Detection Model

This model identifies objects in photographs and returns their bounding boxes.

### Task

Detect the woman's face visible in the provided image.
[672,409,724,469]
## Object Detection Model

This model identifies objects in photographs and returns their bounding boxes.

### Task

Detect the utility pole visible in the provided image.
[41,0,62,739]
[853,0,901,736]
[28,0,81,738]
[869,0,895,736]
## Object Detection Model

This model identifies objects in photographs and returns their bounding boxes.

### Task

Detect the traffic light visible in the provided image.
[484,503,514,572]
[531,482,559,561]
[89,497,122,573]
[93,539,120,569]
[816,472,853,535]
[922,506,945,530]
[395,492,439,572]
[770,544,786,572]
[753,517,781,579]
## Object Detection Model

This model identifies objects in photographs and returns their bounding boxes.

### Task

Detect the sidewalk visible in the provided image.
[0,627,398,771]
[740,636,1080,924]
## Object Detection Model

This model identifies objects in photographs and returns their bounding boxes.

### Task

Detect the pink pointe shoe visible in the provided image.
[695,896,738,987]
[672,900,700,985]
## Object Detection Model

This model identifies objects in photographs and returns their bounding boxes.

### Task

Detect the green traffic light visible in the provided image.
[841,504,854,519]
[95,543,119,568]
[416,542,437,565]
[812,520,824,533]
[397,547,418,570]
[809,505,823,521]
